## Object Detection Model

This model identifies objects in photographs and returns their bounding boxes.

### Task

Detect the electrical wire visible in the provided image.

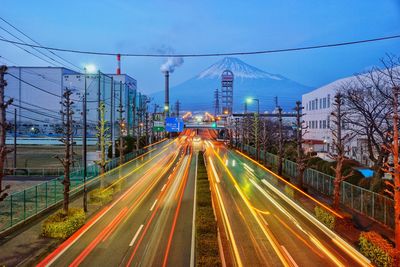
[0,34,399,57]
[0,16,82,71]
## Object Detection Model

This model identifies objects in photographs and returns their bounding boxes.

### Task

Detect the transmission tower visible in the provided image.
[214,89,220,116]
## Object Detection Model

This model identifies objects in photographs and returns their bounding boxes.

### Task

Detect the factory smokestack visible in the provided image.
[160,57,183,118]
[164,71,170,117]
[116,54,121,75]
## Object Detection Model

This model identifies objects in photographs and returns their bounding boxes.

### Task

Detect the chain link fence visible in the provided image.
[0,145,154,233]
[241,144,394,229]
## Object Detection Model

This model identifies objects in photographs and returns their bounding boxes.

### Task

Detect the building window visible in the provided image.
[319,98,322,109]
[323,120,326,129]
[323,98,327,108]
[327,94,330,107]
[327,116,330,128]
[315,98,318,109]
[319,120,322,129]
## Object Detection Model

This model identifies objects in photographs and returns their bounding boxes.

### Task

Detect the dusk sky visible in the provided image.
[1,0,400,94]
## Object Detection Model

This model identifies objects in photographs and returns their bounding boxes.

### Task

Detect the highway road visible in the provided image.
[202,130,371,267]
[38,136,198,267]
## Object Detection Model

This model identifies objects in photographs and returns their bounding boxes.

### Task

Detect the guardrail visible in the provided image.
[241,144,395,229]
[0,140,168,233]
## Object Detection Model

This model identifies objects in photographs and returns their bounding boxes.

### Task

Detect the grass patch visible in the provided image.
[41,208,86,239]
[359,231,396,267]
[196,152,221,267]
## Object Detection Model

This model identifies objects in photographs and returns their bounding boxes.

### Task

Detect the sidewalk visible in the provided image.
[0,194,102,266]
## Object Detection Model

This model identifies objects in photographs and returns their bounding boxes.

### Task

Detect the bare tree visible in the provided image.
[294,101,308,187]
[330,93,354,210]
[344,68,392,191]
[259,118,277,166]
[56,89,74,213]
[0,66,12,201]
[95,102,110,187]
[277,107,284,176]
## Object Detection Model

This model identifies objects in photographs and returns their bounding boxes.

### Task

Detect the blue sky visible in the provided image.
[1,0,400,93]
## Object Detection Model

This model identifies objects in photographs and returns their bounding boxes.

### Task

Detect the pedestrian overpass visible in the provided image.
[184,122,226,129]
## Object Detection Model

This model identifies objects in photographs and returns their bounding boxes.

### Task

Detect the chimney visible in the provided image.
[164,71,169,117]
[116,54,121,75]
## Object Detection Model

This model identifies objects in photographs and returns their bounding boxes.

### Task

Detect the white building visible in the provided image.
[302,75,371,165]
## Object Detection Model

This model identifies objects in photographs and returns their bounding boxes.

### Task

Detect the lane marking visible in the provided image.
[281,245,299,267]
[149,199,158,211]
[209,158,220,183]
[190,153,198,267]
[129,225,144,247]
[161,184,167,192]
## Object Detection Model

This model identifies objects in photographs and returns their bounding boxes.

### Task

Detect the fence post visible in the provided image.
[23,190,26,220]
[45,182,48,208]
[10,195,13,226]
[351,186,354,209]
[54,179,57,203]
[384,199,387,226]
[361,189,363,213]
[35,185,38,214]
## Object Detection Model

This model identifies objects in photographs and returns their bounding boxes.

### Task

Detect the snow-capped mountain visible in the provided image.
[151,57,312,112]
[197,57,282,80]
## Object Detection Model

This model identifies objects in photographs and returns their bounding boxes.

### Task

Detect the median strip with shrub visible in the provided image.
[195,151,221,266]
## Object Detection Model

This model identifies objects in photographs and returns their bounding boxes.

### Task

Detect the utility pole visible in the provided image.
[13,108,17,174]
[0,65,12,201]
[294,101,306,187]
[277,106,283,176]
[97,71,101,150]
[118,81,125,165]
[175,100,180,117]
[214,89,220,116]
[110,77,115,158]
[274,96,278,108]
[82,69,88,212]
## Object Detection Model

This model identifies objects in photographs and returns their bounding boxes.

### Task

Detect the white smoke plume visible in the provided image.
[160,57,184,73]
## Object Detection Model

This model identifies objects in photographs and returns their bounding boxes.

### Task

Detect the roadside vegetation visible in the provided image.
[195,151,221,267]
[41,208,85,239]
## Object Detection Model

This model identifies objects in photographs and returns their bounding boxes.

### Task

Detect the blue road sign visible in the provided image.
[165,117,184,132]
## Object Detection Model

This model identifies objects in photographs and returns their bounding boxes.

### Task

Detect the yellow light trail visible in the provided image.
[210,147,291,267]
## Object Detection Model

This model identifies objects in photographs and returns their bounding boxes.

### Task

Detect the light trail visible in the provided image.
[234,149,344,219]
[162,152,192,267]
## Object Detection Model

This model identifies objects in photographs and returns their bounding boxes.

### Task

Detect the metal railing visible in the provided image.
[0,144,158,233]
[241,144,395,229]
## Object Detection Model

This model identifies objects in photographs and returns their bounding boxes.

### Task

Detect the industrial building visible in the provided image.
[4,66,148,139]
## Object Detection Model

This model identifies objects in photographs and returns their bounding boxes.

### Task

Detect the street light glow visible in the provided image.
[246,97,253,104]
[85,64,97,74]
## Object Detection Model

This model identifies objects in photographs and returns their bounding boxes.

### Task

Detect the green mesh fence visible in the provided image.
[241,144,395,229]
[0,145,155,232]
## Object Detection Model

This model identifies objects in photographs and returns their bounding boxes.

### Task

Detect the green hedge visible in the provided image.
[89,188,113,205]
[359,231,395,267]
[196,152,221,267]
[42,208,86,239]
[314,206,335,230]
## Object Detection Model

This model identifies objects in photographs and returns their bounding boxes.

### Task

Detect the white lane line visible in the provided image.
[209,158,220,183]
[129,224,144,247]
[149,199,158,211]
[161,184,167,192]
[190,153,198,267]
[281,245,299,267]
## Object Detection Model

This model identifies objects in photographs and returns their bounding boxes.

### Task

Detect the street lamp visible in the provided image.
[246,97,260,114]
[82,64,96,212]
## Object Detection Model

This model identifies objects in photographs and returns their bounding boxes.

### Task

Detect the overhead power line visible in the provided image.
[0,16,82,71]
[0,34,399,57]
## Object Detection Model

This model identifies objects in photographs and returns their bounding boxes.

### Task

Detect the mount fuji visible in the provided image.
[151,57,313,112]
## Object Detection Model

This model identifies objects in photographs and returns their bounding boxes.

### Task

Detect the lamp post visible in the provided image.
[82,64,96,212]
[246,98,260,115]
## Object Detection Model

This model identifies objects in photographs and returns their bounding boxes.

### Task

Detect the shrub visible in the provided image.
[89,188,113,205]
[359,231,394,267]
[314,206,335,230]
[42,208,86,239]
